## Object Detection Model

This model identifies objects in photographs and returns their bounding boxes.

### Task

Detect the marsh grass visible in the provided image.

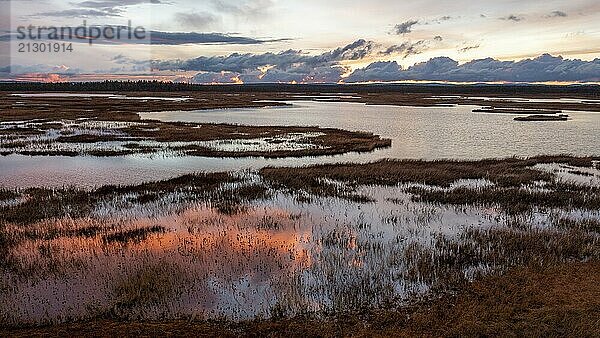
[555,217,600,233]
[94,172,237,198]
[102,225,167,244]
[55,134,121,143]
[402,226,599,289]
[406,182,600,213]
[1,117,391,158]
[0,188,18,201]
[109,262,190,319]
[0,92,293,123]
[261,156,600,206]
[264,156,598,189]
[5,261,599,336]
[0,172,266,268]
[0,188,95,225]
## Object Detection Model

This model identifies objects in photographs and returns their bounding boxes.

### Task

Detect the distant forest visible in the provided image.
[0,80,599,95]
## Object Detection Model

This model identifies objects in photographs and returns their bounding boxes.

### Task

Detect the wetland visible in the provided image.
[1,84,599,336]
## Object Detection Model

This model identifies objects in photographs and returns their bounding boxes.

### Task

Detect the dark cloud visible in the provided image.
[189,65,347,84]
[149,32,284,45]
[341,61,403,82]
[380,40,428,58]
[174,12,219,30]
[546,11,568,18]
[393,20,419,34]
[317,39,377,62]
[346,54,600,83]
[157,41,599,84]
[501,14,524,22]
[459,44,480,53]
[155,39,376,73]
[154,39,377,84]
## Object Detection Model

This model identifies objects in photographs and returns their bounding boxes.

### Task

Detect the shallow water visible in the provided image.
[1,100,599,188]
[2,173,597,325]
[0,179,547,324]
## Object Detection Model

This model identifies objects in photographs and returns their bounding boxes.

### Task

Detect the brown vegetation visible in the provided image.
[102,226,167,244]
[109,263,191,320]
[473,108,563,114]
[0,188,18,201]
[0,92,288,122]
[261,155,598,198]
[1,118,391,159]
[3,261,598,337]
[407,183,600,213]
[514,114,569,121]
[55,134,123,143]
[125,122,392,158]
[0,173,239,225]
[3,90,600,123]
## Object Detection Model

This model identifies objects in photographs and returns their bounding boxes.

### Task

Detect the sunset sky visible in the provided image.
[2,0,600,83]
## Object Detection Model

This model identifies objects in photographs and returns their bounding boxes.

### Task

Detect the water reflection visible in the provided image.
[1,184,505,324]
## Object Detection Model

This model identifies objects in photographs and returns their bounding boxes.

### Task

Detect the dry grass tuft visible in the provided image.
[109,262,190,319]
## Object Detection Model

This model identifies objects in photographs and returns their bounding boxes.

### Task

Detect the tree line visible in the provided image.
[0,80,598,95]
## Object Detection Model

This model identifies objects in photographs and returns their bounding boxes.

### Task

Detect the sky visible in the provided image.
[1,0,600,83]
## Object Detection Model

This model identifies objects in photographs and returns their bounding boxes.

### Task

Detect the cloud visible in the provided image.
[459,44,480,53]
[149,31,285,45]
[154,39,599,84]
[34,0,163,18]
[501,14,524,22]
[346,54,600,83]
[380,40,428,58]
[154,39,377,84]
[155,39,376,73]
[174,12,219,30]
[210,0,274,19]
[33,9,122,17]
[76,0,162,8]
[4,63,83,74]
[317,39,377,62]
[341,61,403,82]
[393,20,419,35]
[423,16,454,25]
[546,11,567,18]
